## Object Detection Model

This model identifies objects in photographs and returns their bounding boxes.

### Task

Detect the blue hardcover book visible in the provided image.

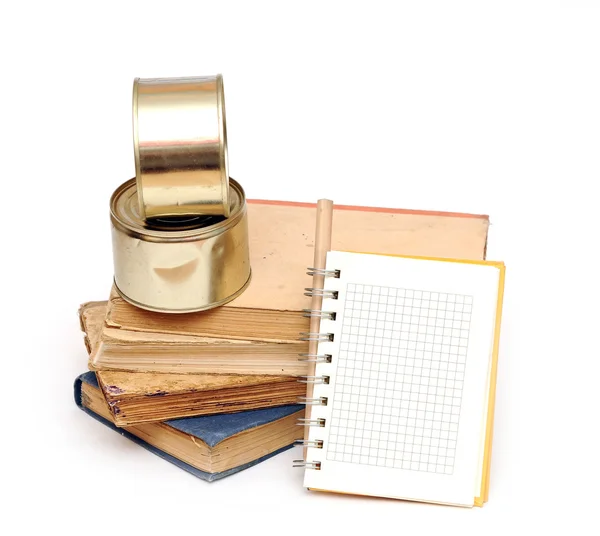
[75,372,304,481]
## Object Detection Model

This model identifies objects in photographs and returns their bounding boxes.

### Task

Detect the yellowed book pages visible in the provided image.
[97,368,306,426]
[105,290,306,341]
[89,325,308,375]
[79,302,306,423]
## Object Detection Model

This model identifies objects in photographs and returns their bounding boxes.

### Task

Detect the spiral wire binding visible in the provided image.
[296,266,342,470]
[292,460,322,470]
[306,267,341,278]
[297,396,328,406]
[304,288,339,299]
[302,309,337,320]
[297,353,332,363]
[294,439,324,448]
[299,332,334,342]
[297,375,330,384]
[296,418,326,427]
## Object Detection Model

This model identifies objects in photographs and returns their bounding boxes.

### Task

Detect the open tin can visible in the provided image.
[133,74,230,219]
[110,178,250,313]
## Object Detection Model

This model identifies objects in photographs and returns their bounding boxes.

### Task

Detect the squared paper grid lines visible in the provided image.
[327,284,473,475]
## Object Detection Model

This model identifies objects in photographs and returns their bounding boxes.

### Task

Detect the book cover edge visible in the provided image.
[473,262,506,505]
[247,198,489,220]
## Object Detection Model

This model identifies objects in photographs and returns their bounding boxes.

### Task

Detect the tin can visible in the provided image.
[110,178,250,313]
[133,74,230,219]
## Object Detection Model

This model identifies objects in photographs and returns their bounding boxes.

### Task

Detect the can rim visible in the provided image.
[132,77,145,218]
[216,74,231,218]
[110,177,246,243]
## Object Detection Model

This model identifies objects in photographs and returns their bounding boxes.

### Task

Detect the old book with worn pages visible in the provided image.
[79,301,304,426]
[75,372,304,481]
[89,200,490,375]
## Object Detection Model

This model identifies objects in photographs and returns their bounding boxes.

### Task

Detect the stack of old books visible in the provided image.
[75,198,491,481]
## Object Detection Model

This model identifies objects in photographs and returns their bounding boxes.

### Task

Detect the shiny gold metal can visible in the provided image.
[133,74,230,219]
[110,178,250,313]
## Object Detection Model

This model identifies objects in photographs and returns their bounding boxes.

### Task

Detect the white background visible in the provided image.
[2,1,599,534]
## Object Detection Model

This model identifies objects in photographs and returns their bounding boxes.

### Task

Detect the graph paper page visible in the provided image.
[304,251,501,506]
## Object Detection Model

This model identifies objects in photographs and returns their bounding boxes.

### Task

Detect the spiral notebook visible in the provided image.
[296,251,505,507]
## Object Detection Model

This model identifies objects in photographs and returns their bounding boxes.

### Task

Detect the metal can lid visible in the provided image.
[111,178,245,242]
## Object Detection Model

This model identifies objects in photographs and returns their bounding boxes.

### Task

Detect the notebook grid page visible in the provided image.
[327,284,473,475]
